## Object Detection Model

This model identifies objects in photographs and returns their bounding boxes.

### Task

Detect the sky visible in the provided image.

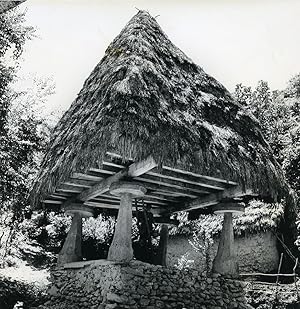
[17,0,300,113]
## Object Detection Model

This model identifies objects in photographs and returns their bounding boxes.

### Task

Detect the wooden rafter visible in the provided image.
[134,176,209,195]
[162,166,238,186]
[79,156,157,201]
[148,168,235,190]
[162,187,257,215]
[43,152,246,216]
[71,173,103,182]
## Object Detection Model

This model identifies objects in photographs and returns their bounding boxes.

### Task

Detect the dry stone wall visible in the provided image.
[37,260,253,309]
[168,231,279,274]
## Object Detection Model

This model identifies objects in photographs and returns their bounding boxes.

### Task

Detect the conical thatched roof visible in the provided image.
[33,11,289,208]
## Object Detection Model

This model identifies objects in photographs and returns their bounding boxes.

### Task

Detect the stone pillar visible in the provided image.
[108,181,146,263]
[157,224,169,266]
[212,203,245,275]
[57,205,93,266]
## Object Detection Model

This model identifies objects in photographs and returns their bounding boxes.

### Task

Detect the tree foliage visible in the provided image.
[233,78,300,197]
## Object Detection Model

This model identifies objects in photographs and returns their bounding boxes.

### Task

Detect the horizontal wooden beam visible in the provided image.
[89,168,115,176]
[49,194,68,200]
[147,169,225,192]
[56,184,85,194]
[84,201,163,215]
[162,187,256,215]
[162,166,238,186]
[79,156,157,201]
[71,173,103,182]
[136,181,198,198]
[43,200,63,205]
[63,179,93,188]
[134,175,209,196]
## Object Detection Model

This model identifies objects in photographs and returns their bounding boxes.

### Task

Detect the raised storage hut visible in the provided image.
[32,10,295,279]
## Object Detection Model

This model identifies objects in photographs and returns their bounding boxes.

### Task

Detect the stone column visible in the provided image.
[157,224,169,266]
[108,181,146,263]
[57,205,93,266]
[212,203,245,275]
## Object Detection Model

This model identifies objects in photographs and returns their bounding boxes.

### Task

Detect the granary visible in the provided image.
[32,11,296,276]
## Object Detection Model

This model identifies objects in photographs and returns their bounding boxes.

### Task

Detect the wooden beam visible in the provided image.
[147,170,225,192]
[162,187,256,215]
[89,168,115,176]
[138,182,199,198]
[63,179,93,188]
[49,194,68,200]
[71,173,103,182]
[162,166,238,186]
[79,156,157,202]
[128,156,157,177]
[84,201,163,215]
[134,175,210,195]
[84,202,119,209]
[56,184,85,194]
[43,200,63,205]
[148,168,234,191]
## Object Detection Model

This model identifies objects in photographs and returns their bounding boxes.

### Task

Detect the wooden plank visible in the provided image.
[162,166,238,186]
[106,152,133,161]
[102,161,125,169]
[56,188,83,194]
[71,173,103,182]
[147,170,225,191]
[134,176,210,195]
[128,156,157,177]
[84,201,162,214]
[89,168,115,176]
[91,197,166,207]
[84,202,119,209]
[98,192,176,203]
[140,182,199,198]
[56,184,85,193]
[163,188,256,214]
[49,194,68,200]
[63,179,94,188]
[42,200,63,205]
[79,156,157,202]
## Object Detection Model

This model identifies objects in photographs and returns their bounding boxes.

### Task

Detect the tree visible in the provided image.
[0,8,35,217]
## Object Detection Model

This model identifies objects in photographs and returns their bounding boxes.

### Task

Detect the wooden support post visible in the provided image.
[157,224,169,266]
[212,203,244,275]
[57,205,93,266]
[107,182,146,263]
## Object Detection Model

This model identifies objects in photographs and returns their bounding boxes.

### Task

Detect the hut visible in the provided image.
[32,11,296,277]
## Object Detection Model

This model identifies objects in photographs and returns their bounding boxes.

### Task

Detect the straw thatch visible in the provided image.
[33,11,289,207]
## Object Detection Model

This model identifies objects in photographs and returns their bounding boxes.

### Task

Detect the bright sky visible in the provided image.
[17,0,300,112]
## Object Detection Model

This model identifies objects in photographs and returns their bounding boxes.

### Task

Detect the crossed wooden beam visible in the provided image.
[44,154,256,217]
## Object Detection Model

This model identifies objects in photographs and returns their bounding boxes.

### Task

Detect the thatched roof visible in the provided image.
[32,11,289,208]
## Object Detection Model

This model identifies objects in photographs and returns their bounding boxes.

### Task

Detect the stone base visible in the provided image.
[41,260,250,309]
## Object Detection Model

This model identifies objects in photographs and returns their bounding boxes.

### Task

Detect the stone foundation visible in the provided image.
[41,260,252,309]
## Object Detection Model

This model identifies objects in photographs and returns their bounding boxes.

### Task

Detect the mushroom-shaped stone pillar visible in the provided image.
[212,203,245,275]
[108,181,146,263]
[157,224,169,266]
[57,205,93,266]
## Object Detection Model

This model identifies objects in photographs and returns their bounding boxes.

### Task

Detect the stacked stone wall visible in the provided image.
[39,260,252,309]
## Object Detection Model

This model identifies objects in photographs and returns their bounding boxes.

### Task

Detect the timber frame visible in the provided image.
[42,152,256,218]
